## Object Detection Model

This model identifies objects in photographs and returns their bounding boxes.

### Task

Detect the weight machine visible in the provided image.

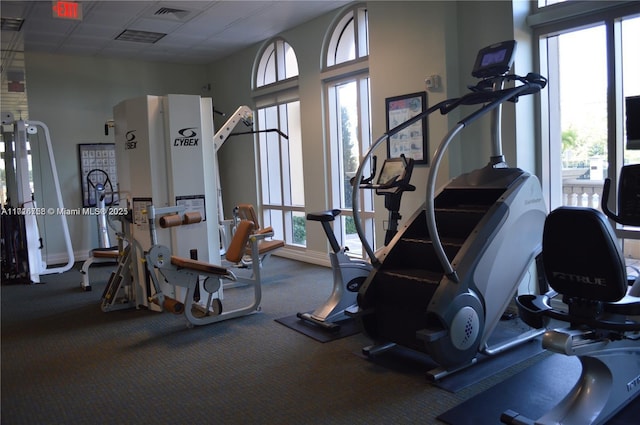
[1,112,74,283]
[213,107,288,255]
[144,204,268,326]
[109,94,221,313]
[101,95,283,325]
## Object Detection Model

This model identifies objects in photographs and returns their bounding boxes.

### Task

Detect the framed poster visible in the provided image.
[78,143,119,207]
[385,91,428,164]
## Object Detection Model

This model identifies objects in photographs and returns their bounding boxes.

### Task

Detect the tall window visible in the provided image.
[254,39,305,247]
[324,4,372,258]
[534,4,640,253]
[620,17,640,165]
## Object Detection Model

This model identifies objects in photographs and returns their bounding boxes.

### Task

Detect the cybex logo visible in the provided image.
[125,130,137,149]
[174,127,199,146]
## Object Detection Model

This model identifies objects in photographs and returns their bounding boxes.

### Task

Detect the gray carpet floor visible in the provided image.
[2,256,554,425]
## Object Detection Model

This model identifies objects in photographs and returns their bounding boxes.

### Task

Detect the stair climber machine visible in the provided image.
[297,155,415,331]
[347,40,550,380]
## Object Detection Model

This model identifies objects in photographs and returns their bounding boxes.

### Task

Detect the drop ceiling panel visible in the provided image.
[0,0,351,118]
[70,24,122,40]
[185,1,270,36]
[128,17,184,33]
[0,1,32,16]
[82,2,148,26]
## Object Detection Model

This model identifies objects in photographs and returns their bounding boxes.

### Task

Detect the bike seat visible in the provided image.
[516,206,640,332]
[307,209,341,222]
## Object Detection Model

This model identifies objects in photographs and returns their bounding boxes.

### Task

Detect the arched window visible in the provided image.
[323,4,372,258]
[255,38,299,88]
[325,5,368,68]
[253,38,305,247]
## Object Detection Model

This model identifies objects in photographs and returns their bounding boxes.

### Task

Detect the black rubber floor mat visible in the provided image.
[275,312,360,342]
[438,354,639,425]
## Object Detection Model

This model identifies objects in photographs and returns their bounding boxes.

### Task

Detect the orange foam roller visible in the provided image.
[149,296,184,314]
[182,212,202,225]
[163,297,184,314]
[159,214,182,228]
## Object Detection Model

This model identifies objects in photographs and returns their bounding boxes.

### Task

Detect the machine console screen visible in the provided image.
[472,40,516,79]
[377,158,407,186]
[481,49,507,67]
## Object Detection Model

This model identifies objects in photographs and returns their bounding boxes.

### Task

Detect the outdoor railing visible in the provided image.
[563,176,640,261]
[562,178,603,210]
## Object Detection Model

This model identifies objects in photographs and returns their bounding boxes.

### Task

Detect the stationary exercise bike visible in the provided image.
[297,156,415,331]
[500,165,640,424]
[603,164,640,297]
[296,209,371,331]
[501,80,640,425]
[348,40,549,379]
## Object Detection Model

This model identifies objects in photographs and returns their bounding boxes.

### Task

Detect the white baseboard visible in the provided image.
[273,247,331,268]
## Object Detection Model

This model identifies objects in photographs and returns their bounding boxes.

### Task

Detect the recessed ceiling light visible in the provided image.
[115,29,166,44]
[1,17,25,32]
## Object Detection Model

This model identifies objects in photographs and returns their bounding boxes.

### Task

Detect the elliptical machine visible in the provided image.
[297,155,415,331]
[348,40,549,379]
[80,169,119,291]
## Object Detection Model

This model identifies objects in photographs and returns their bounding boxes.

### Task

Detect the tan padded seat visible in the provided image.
[258,239,285,255]
[170,256,229,275]
[91,248,119,259]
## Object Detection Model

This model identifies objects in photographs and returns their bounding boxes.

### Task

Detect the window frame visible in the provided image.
[254,38,299,90]
[253,38,305,248]
[531,2,640,230]
[323,3,369,71]
[322,4,373,258]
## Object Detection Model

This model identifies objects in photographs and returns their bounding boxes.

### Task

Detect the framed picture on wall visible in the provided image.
[385,91,428,164]
[78,143,119,207]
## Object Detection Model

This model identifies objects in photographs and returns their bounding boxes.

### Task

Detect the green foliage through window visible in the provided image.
[293,215,306,245]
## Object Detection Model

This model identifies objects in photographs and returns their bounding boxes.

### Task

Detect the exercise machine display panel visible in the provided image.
[377,158,409,186]
[472,40,516,79]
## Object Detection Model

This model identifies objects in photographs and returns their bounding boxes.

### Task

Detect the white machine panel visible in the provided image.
[113,94,220,308]
[163,94,219,266]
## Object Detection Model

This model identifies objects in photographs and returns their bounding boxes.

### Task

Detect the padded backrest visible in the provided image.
[226,220,255,264]
[237,204,261,229]
[617,164,640,226]
[237,203,275,235]
[543,206,627,302]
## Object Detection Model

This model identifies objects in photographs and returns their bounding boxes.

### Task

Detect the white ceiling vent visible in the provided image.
[153,7,192,22]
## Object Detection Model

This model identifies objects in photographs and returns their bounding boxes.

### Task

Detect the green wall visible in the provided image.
[208,1,535,262]
[24,53,208,262]
[20,1,536,265]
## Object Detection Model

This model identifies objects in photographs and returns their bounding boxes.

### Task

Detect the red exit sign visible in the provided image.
[52,1,82,20]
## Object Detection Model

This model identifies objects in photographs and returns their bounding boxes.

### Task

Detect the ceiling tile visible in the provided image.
[0,0,351,118]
